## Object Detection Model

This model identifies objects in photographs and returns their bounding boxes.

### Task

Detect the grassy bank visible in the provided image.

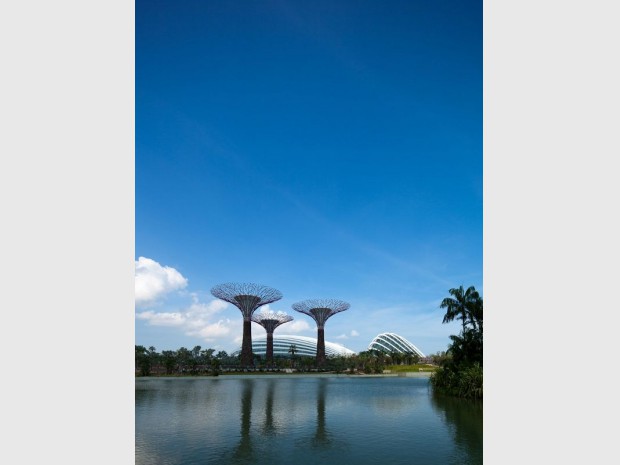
[430,363,482,400]
[384,364,438,373]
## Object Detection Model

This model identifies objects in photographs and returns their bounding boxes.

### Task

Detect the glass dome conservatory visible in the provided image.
[233,334,355,358]
[367,333,425,357]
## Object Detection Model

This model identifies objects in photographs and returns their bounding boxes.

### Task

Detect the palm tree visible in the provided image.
[148,346,159,373]
[176,347,191,373]
[288,344,297,368]
[161,350,177,374]
[440,285,481,331]
[470,296,483,331]
[135,345,150,376]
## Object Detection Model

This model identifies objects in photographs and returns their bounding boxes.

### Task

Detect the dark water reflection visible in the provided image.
[230,380,253,464]
[261,379,276,436]
[430,393,483,464]
[136,375,482,465]
[312,378,329,446]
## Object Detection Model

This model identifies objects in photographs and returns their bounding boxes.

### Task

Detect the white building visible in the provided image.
[367,332,425,357]
[233,334,356,358]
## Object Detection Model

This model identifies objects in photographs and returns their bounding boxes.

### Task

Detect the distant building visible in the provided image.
[233,334,356,358]
[367,333,425,357]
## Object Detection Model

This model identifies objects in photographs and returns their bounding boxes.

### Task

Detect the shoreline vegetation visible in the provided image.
[135,363,437,378]
[135,345,440,378]
[135,284,482,400]
[430,285,483,400]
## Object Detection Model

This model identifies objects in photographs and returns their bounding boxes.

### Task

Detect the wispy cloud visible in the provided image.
[191,319,236,341]
[134,258,461,354]
[285,320,311,333]
[250,305,310,334]
[335,329,360,339]
[135,310,185,326]
[135,269,314,350]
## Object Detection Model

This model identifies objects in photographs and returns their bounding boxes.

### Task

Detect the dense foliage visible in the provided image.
[135,345,227,376]
[135,344,427,376]
[430,285,483,400]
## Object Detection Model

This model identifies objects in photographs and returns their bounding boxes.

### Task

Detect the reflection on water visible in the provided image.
[262,379,276,436]
[313,378,329,446]
[430,393,483,465]
[231,380,253,464]
[136,376,482,465]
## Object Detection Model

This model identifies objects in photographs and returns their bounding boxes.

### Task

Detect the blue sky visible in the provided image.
[135,0,482,355]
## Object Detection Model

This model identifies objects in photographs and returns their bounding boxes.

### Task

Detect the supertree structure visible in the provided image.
[291,299,350,366]
[211,283,283,367]
[251,310,293,366]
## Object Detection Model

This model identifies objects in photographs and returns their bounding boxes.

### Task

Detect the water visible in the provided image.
[136,375,482,465]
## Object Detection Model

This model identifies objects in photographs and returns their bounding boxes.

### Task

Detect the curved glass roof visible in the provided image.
[233,334,356,358]
[367,333,425,357]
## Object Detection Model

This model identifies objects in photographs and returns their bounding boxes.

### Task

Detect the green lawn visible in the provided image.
[384,364,438,373]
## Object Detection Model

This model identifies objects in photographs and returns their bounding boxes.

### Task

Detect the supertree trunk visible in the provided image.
[316,327,326,366]
[266,332,274,365]
[241,319,253,366]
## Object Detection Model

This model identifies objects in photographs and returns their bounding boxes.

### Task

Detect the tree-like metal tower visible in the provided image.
[251,310,293,366]
[291,299,350,366]
[211,283,283,367]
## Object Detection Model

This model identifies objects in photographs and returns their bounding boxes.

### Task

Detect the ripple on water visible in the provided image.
[136,376,482,465]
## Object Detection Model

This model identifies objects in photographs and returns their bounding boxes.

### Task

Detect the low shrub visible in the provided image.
[430,363,482,400]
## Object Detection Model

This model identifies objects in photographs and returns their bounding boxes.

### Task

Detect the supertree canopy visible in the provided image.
[251,310,293,365]
[292,299,350,366]
[211,283,283,366]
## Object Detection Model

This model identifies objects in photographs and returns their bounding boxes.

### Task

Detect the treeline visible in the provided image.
[135,345,230,376]
[135,344,434,376]
[344,350,422,374]
[430,285,483,400]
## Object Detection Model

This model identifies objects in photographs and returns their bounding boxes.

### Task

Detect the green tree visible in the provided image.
[470,295,483,332]
[288,344,297,356]
[404,351,420,365]
[201,348,215,364]
[161,350,177,374]
[440,285,481,331]
[429,350,451,366]
[211,356,221,375]
[356,350,372,373]
[176,347,192,373]
[431,285,483,399]
[288,344,297,368]
[147,346,159,374]
[188,345,202,374]
[447,328,483,367]
[135,345,151,376]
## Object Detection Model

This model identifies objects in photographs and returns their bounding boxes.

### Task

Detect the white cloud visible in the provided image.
[284,320,311,333]
[335,329,360,340]
[186,293,228,316]
[135,257,188,307]
[135,310,186,326]
[135,286,242,345]
[135,277,317,351]
[191,319,235,341]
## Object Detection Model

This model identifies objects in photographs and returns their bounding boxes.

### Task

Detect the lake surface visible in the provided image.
[136,375,482,465]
